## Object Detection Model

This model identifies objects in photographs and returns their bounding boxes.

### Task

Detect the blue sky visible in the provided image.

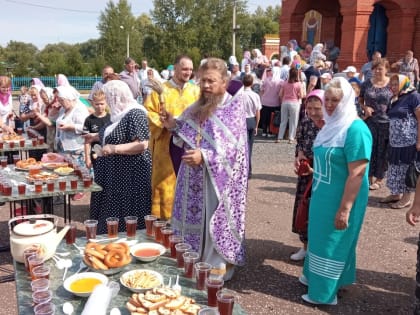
[1,0,281,49]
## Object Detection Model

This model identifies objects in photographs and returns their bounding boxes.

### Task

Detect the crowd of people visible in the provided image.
[1,41,420,310]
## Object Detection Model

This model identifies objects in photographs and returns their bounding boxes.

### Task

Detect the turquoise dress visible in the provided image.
[303,119,372,303]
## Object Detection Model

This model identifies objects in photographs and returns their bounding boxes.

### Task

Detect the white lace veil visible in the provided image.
[314,77,358,147]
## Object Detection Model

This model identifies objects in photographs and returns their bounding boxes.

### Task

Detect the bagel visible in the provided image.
[104,249,128,268]
[104,242,130,255]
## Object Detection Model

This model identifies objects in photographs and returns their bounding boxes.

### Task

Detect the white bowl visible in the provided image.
[63,272,108,297]
[130,242,166,262]
[120,269,163,293]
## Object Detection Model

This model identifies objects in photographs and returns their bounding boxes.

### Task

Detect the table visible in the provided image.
[14,231,247,315]
[0,166,102,222]
[0,132,49,159]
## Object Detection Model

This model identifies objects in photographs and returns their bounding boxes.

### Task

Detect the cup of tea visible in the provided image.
[46,179,55,192]
[8,141,15,149]
[65,223,77,245]
[183,251,200,278]
[13,154,20,164]
[17,183,26,195]
[23,245,41,272]
[106,217,119,238]
[195,262,212,290]
[17,127,23,135]
[31,278,50,292]
[161,227,174,249]
[58,178,66,191]
[175,243,192,268]
[3,183,12,196]
[38,136,45,145]
[70,176,78,190]
[198,308,220,315]
[144,215,157,237]
[34,181,43,193]
[153,220,167,243]
[169,235,183,259]
[206,277,224,307]
[28,255,44,279]
[84,219,98,240]
[0,140,3,149]
[216,289,236,315]
[31,138,37,147]
[0,157,8,168]
[124,216,138,238]
[34,301,55,315]
[19,139,25,147]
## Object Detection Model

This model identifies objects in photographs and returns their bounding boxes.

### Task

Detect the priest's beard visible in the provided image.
[191,93,225,122]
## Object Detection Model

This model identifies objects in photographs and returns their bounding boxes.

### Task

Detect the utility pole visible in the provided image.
[232,1,236,57]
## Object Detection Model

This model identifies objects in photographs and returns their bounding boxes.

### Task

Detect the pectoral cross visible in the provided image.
[195,126,202,148]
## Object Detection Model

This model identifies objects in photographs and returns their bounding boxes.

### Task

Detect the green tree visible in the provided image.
[97,0,143,71]
[2,41,39,76]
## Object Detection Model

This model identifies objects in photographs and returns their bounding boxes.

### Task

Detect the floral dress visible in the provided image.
[387,91,420,194]
[292,117,321,242]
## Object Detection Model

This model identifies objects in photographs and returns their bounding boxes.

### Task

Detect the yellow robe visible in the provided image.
[144,80,200,219]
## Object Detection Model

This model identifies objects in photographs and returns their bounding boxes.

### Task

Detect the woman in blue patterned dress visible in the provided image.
[88,80,152,234]
[359,58,393,190]
[381,75,420,208]
[301,77,372,305]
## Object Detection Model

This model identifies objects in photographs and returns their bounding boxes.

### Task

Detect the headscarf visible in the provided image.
[305,89,324,106]
[57,74,70,87]
[56,86,80,101]
[243,51,251,61]
[390,74,416,104]
[288,39,298,50]
[41,87,54,102]
[314,77,358,147]
[31,78,45,88]
[102,80,146,142]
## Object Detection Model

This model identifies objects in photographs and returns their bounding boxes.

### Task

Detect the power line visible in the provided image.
[5,0,98,14]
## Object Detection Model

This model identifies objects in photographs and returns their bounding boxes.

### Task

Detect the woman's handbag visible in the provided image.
[272,111,281,127]
[405,161,420,188]
[295,178,312,233]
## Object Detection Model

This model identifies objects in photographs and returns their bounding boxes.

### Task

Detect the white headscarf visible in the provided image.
[56,86,80,101]
[314,77,358,147]
[102,80,146,142]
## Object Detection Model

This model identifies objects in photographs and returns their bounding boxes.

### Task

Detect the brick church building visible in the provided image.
[278,0,420,70]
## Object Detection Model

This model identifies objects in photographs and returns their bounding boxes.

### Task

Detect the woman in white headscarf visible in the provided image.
[309,43,326,66]
[86,80,151,234]
[301,77,372,305]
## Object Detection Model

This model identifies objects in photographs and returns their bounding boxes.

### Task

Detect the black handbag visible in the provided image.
[273,111,281,127]
[405,162,420,188]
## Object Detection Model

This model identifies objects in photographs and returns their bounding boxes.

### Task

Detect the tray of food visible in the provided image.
[120,269,163,293]
[54,166,74,176]
[2,134,24,141]
[15,158,43,171]
[42,162,69,170]
[26,171,59,183]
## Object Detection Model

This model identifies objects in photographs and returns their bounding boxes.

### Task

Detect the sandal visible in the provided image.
[379,195,401,203]
[369,182,383,190]
[390,200,411,209]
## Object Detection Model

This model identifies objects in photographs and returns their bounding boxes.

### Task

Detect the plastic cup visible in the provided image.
[195,262,212,290]
[17,128,23,135]
[65,223,77,245]
[70,176,78,190]
[17,183,26,195]
[31,278,50,292]
[161,227,174,249]
[58,178,66,191]
[106,217,119,238]
[8,141,14,149]
[206,277,224,307]
[19,139,25,147]
[144,215,157,236]
[183,251,200,278]
[3,183,12,196]
[175,243,192,268]
[169,235,183,258]
[13,154,20,164]
[32,138,37,147]
[153,220,167,243]
[217,289,236,315]
[0,140,3,149]
[38,136,44,145]
[28,255,44,278]
[125,216,138,238]
[23,244,41,272]
[34,301,55,315]
[34,181,43,193]
[1,157,7,168]
[84,219,98,240]
[32,265,50,280]
[83,175,92,188]
[32,289,52,306]
[46,180,55,192]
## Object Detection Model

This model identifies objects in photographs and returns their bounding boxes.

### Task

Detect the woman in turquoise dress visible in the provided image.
[301,77,373,305]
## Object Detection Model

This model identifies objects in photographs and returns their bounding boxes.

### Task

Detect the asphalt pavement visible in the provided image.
[0,135,417,314]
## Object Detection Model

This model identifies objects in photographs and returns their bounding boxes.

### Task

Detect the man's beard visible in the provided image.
[192,93,225,121]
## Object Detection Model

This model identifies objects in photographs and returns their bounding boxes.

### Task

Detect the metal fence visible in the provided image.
[11,76,99,91]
